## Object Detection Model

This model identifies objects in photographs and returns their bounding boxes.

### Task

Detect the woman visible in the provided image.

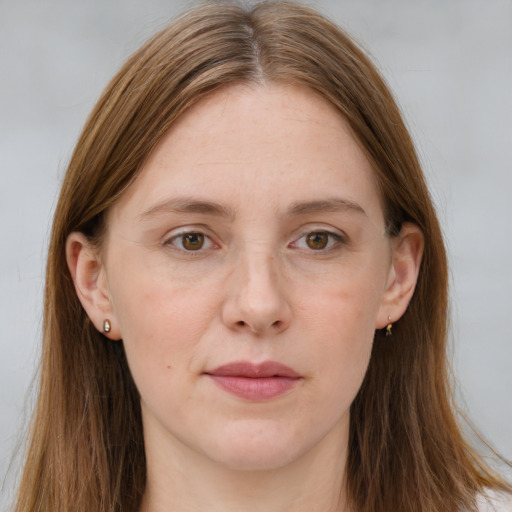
[13,1,511,511]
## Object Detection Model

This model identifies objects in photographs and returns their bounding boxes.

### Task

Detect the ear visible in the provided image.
[376,222,424,329]
[66,232,121,340]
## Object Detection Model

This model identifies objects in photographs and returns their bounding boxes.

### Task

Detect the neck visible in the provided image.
[139,420,350,512]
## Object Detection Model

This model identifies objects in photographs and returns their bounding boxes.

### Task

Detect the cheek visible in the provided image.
[297,266,384,404]
[298,256,385,342]
[107,256,223,392]
[308,299,374,379]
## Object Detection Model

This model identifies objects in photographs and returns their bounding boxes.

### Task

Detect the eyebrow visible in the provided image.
[287,198,367,217]
[138,197,237,221]
[138,196,366,222]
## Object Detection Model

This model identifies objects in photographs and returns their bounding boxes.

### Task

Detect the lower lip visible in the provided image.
[207,375,300,401]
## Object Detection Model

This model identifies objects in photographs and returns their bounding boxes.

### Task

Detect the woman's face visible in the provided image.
[75,84,419,472]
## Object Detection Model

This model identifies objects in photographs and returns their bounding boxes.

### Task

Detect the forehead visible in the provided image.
[151,83,366,171]
[111,83,384,226]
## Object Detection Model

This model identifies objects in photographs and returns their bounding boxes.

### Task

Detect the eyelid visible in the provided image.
[161,224,347,253]
[288,226,348,251]
[162,226,219,252]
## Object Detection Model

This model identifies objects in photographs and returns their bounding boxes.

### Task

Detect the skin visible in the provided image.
[67,83,423,512]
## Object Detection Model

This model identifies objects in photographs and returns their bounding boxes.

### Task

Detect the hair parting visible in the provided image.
[14,2,510,511]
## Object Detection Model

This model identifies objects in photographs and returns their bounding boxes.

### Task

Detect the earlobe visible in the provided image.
[376,222,424,329]
[65,232,121,339]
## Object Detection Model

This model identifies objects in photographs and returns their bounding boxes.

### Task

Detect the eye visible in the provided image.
[291,230,344,251]
[166,231,214,251]
[305,232,329,250]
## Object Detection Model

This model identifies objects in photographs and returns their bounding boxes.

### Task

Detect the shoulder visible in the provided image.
[476,491,512,512]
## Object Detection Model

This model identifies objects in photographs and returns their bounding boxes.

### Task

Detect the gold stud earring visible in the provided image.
[103,319,111,333]
[386,316,392,336]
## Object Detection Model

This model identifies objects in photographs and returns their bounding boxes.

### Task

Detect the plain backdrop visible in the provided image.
[1,0,511,506]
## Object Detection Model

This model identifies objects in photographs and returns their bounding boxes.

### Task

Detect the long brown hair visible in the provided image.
[14,2,511,511]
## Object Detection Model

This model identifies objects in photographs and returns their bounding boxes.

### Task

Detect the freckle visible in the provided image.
[167,365,171,370]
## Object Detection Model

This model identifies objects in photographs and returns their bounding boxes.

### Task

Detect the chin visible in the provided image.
[204,420,306,471]
[214,448,300,472]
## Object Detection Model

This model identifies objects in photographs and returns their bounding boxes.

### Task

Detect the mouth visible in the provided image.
[204,361,303,401]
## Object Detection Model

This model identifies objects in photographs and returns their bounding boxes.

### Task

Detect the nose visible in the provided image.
[221,250,292,336]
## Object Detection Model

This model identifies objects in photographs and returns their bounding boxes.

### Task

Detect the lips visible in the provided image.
[205,361,302,401]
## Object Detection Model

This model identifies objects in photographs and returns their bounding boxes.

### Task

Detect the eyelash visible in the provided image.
[164,228,346,255]
[164,230,216,253]
[289,230,346,252]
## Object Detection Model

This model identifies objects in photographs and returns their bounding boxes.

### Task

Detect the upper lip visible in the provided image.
[206,360,302,379]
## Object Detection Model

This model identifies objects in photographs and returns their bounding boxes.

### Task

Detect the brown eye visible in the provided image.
[306,232,329,250]
[182,233,205,250]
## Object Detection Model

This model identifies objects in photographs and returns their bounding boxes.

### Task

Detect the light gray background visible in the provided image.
[1,0,511,505]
